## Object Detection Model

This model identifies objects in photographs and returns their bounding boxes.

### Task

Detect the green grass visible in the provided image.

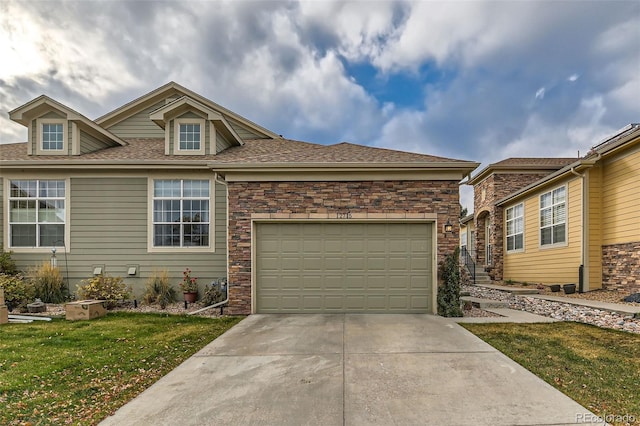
[0,312,242,425]
[461,322,640,425]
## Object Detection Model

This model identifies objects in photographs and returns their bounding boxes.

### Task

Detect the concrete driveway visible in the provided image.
[101,314,599,426]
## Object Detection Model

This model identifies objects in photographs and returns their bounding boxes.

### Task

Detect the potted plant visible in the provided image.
[180,268,198,303]
[563,283,576,294]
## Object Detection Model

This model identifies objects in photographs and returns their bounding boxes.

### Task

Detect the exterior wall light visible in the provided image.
[444,219,453,233]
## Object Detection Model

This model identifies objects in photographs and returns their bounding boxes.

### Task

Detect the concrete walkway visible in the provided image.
[101,314,598,425]
[454,308,558,323]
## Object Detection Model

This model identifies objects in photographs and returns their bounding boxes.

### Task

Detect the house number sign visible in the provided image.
[336,210,352,219]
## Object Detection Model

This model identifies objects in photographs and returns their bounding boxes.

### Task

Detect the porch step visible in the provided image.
[460,296,508,309]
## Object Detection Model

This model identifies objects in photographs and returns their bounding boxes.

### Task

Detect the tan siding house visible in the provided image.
[468,124,640,293]
[1,82,478,315]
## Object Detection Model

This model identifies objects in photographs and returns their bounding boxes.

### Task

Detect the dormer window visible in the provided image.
[179,123,201,150]
[42,123,64,150]
[174,118,205,155]
[36,118,67,155]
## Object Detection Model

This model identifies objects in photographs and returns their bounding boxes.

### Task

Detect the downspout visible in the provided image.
[570,167,587,292]
[189,172,230,315]
[570,154,600,293]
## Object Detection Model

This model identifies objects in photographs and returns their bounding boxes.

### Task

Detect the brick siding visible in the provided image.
[226,180,461,314]
[602,242,640,293]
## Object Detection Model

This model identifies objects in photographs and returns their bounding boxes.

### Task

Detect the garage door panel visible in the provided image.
[345,275,366,290]
[388,256,408,270]
[324,257,344,270]
[256,222,433,313]
[367,276,387,289]
[366,257,386,270]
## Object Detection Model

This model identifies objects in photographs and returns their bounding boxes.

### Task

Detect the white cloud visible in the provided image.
[1,0,638,204]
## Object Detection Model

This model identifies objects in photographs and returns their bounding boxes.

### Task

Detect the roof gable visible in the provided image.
[149,96,243,147]
[96,82,279,140]
[8,95,127,153]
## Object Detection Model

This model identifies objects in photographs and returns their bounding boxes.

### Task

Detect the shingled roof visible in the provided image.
[466,157,577,185]
[0,137,474,166]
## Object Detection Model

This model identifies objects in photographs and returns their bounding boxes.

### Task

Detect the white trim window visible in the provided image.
[42,123,64,150]
[9,180,65,247]
[174,118,206,155]
[540,186,566,246]
[505,203,524,252]
[153,179,210,248]
[179,123,200,150]
[36,118,67,155]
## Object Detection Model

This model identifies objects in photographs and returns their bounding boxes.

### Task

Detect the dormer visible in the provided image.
[149,96,244,156]
[8,95,127,156]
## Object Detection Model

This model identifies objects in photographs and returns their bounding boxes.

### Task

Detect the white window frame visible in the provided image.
[5,178,70,252]
[539,185,567,248]
[36,118,67,155]
[174,118,206,155]
[148,177,214,253]
[505,202,524,253]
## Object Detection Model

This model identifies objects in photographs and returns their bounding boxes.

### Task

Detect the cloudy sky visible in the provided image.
[1,0,639,209]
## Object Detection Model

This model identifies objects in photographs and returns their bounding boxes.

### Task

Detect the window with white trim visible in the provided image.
[152,179,210,247]
[505,203,524,252]
[179,123,201,151]
[42,123,64,150]
[540,186,566,246]
[9,180,65,247]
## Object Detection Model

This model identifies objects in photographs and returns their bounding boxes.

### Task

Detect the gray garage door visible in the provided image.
[255,222,433,313]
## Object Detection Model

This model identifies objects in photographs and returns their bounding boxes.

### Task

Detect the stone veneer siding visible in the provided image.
[226,180,460,314]
[473,172,552,281]
[602,242,640,293]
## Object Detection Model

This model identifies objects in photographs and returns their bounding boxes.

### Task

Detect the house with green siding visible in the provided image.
[1,82,478,315]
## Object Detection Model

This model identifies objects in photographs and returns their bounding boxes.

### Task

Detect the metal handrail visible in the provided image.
[461,247,476,284]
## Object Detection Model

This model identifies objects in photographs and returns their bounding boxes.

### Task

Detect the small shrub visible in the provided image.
[200,278,227,307]
[437,247,463,317]
[77,274,132,309]
[28,262,67,304]
[0,274,35,313]
[505,279,514,286]
[0,246,18,275]
[143,269,177,309]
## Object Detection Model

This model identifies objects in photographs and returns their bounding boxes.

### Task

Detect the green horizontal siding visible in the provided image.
[226,116,270,140]
[7,176,227,298]
[80,130,112,154]
[216,129,233,153]
[106,101,165,138]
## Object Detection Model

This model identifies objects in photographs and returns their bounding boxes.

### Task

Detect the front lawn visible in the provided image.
[0,312,242,425]
[461,322,640,425]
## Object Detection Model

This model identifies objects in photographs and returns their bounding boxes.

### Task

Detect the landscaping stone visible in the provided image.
[464,285,640,334]
[623,293,640,303]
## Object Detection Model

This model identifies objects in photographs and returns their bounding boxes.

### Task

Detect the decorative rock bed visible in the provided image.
[464,285,640,334]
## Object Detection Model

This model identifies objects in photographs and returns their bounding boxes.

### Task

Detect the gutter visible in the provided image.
[188,172,230,315]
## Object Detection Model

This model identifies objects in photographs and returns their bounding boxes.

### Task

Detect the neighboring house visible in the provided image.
[466,124,640,294]
[459,213,474,258]
[1,82,479,314]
